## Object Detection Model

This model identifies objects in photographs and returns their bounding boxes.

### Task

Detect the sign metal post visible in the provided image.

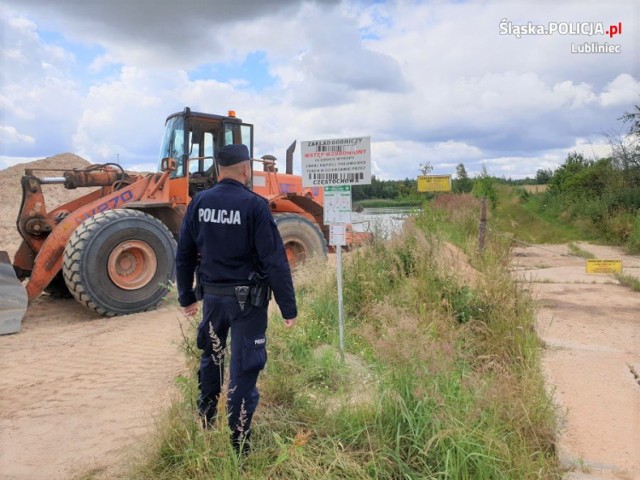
[330,224,347,360]
[301,137,371,361]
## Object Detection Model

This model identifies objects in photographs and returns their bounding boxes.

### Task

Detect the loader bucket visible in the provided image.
[0,251,28,335]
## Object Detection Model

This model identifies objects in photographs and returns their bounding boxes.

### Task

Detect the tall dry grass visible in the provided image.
[129,197,558,479]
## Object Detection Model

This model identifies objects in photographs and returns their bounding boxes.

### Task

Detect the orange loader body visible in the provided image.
[1,108,370,334]
[13,162,184,303]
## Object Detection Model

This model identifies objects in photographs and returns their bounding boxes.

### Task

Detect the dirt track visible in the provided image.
[0,297,186,479]
[512,242,640,480]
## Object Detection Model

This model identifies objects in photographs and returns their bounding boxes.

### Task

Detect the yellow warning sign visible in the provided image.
[417,175,452,192]
[586,259,622,274]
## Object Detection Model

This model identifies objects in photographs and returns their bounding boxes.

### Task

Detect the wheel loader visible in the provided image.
[0,108,368,335]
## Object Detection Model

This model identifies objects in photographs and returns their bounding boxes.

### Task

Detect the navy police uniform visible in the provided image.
[175,144,297,452]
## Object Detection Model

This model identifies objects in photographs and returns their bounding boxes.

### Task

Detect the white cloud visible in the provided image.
[1,0,340,69]
[600,74,640,107]
[71,67,174,163]
[0,9,83,157]
[373,0,637,88]
[0,126,35,145]
[476,136,616,179]
[0,0,637,180]
[552,80,597,109]
[0,155,42,169]
[569,137,614,159]
[470,154,559,178]
[370,140,483,179]
[127,162,157,173]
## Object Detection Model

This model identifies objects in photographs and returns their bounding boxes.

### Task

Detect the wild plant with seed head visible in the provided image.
[208,322,225,366]
[237,398,247,435]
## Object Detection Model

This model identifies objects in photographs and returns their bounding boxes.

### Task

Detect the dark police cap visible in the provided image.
[217,144,250,167]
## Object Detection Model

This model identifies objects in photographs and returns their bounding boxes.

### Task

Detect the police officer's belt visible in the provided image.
[202,284,250,297]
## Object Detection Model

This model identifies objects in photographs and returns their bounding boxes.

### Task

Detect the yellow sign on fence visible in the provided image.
[417,175,452,192]
[586,259,622,274]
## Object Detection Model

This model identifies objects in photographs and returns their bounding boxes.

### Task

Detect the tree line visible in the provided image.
[353,103,640,251]
[352,163,489,202]
[525,104,640,251]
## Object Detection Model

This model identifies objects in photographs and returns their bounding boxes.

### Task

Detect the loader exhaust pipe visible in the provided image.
[286,140,296,175]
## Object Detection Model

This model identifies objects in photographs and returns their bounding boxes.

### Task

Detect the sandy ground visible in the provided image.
[0,298,187,480]
[0,156,188,479]
[511,243,640,480]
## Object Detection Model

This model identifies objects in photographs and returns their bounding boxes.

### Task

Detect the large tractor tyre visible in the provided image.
[274,213,327,267]
[62,209,177,316]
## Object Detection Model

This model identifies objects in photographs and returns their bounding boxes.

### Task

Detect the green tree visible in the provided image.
[620,103,640,138]
[419,162,433,175]
[614,103,640,184]
[531,105,640,249]
[535,168,553,185]
[547,152,591,196]
[471,164,498,208]
[453,163,473,193]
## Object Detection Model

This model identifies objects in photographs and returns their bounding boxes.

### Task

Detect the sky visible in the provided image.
[0,0,638,180]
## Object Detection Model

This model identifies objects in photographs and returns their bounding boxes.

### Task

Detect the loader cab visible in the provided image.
[159,107,254,196]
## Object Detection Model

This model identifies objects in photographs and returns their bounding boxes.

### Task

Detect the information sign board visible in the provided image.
[417,175,452,192]
[330,224,347,247]
[324,185,352,225]
[301,137,371,187]
[586,259,622,274]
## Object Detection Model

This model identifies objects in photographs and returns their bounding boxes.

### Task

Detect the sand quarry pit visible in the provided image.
[0,155,638,479]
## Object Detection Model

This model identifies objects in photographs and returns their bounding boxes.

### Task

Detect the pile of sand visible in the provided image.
[0,153,91,258]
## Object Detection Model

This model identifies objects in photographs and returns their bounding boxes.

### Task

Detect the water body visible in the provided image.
[351,206,419,238]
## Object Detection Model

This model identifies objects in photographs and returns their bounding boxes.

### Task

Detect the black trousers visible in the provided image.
[196,294,268,440]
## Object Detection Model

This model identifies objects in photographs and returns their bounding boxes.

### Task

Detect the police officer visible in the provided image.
[175,144,297,454]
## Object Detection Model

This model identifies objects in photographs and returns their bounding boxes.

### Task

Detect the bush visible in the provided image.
[472,165,498,209]
[537,151,640,248]
[627,212,640,253]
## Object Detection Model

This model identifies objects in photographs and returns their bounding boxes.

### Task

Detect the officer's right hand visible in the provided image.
[182,302,199,317]
[283,317,296,328]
